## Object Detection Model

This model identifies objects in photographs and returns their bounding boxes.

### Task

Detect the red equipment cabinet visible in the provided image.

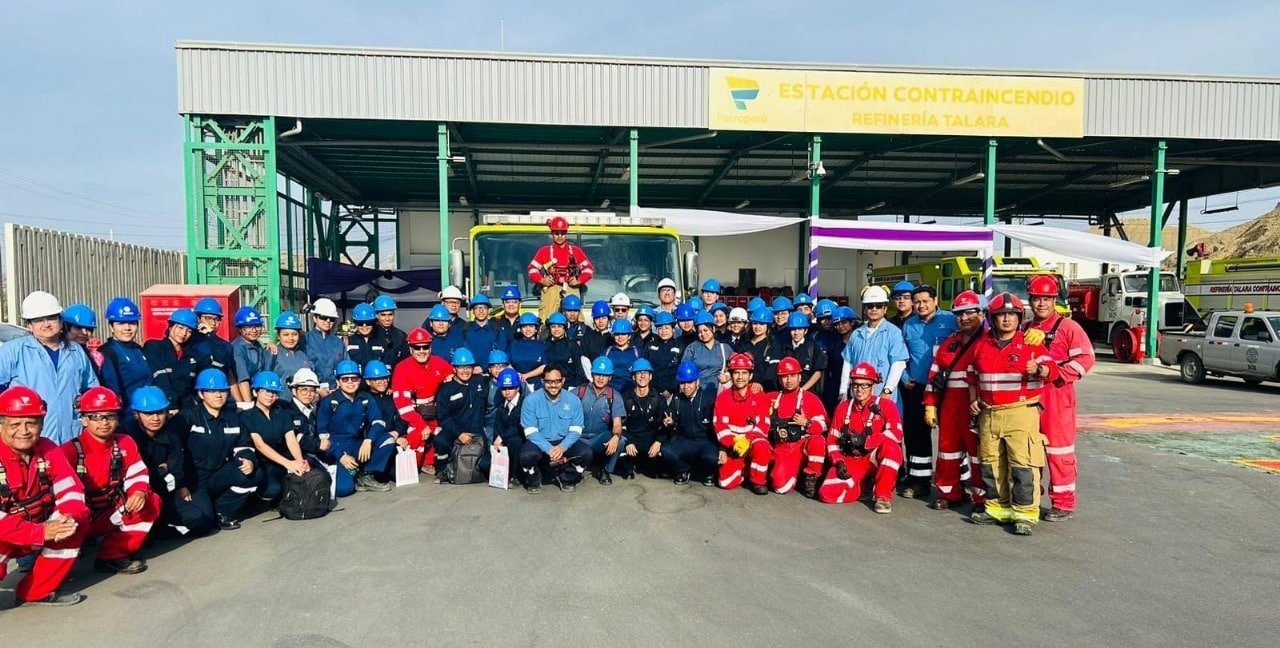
[138,284,241,343]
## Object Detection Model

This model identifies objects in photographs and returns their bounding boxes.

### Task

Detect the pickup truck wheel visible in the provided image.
[1180,353,1206,385]
[1243,378,1263,387]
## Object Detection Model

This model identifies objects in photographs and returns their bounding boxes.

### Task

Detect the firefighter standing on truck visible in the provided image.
[528,216,594,323]
[1024,274,1095,522]
[966,293,1058,536]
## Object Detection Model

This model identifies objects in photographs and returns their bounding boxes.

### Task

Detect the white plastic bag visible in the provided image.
[488,446,510,490]
[395,448,420,488]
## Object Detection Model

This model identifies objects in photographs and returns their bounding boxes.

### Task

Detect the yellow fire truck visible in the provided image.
[1183,256,1280,315]
[870,256,1070,315]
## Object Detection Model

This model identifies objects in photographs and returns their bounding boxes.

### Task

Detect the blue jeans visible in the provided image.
[585,433,625,474]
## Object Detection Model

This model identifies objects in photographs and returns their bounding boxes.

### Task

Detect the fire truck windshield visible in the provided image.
[1122,273,1180,294]
[473,232,680,306]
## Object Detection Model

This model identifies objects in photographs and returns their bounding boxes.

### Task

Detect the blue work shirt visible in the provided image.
[189,330,235,382]
[902,310,959,386]
[603,345,643,393]
[681,339,733,392]
[520,388,585,453]
[841,322,909,408]
[304,329,348,387]
[436,376,489,446]
[99,338,152,413]
[429,325,466,367]
[0,336,99,444]
[316,390,387,444]
[507,335,548,390]
[270,345,315,403]
[231,337,268,385]
[576,383,625,441]
[461,320,503,372]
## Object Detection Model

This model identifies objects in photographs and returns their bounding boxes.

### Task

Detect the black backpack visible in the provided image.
[450,438,488,484]
[279,466,334,520]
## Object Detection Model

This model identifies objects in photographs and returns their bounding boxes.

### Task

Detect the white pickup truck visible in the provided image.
[1158,309,1280,386]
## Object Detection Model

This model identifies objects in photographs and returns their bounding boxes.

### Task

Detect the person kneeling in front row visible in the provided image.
[819,363,904,513]
[519,365,592,493]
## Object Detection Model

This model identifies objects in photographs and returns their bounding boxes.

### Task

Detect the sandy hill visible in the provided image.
[1089,203,1280,267]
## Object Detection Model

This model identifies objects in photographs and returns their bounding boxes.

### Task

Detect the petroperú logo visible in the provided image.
[726,76,760,110]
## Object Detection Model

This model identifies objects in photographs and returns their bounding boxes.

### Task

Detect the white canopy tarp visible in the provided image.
[809,217,994,253]
[633,207,805,237]
[991,224,1171,267]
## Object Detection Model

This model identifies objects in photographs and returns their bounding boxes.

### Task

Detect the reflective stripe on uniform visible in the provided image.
[1045,445,1075,455]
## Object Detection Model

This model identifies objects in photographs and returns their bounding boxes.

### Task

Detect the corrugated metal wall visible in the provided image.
[3,224,187,324]
[178,43,1280,141]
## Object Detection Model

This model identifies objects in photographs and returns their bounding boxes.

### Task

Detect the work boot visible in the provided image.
[800,472,820,498]
[357,473,393,492]
[874,498,892,514]
[899,481,928,500]
[673,472,691,485]
[748,482,769,496]
[1043,508,1074,522]
[928,498,952,511]
[433,466,454,485]
[556,477,576,492]
[1012,521,1035,536]
[95,557,148,575]
[968,510,999,526]
[18,591,85,607]
[218,515,241,531]
[701,475,716,487]
[525,482,542,494]
[595,470,613,486]
[420,463,437,476]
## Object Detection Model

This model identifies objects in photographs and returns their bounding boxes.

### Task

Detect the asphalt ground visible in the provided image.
[2,354,1278,647]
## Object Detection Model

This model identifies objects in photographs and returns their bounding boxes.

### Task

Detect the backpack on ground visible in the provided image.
[450,437,488,484]
[279,465,334,520]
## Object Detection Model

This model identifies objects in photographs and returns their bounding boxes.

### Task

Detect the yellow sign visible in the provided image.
[709,68,1085,137]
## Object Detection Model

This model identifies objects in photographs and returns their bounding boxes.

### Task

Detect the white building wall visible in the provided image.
[1014,243,1108,280]
[398,209,474,270]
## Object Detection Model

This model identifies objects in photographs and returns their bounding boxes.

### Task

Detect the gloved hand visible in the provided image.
[924,405,938,428]
[732,435,751,458]
[1023,327,1046,346]
[835,461,850,480]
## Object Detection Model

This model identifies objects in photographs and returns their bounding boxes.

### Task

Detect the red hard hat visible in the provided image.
[1028,275,1059,298]
[727,352,754,372]
[988,292,1025,317]
[547,215,569,232]
[79,387,122,413]
[849,362,880,383]
[408,327,433,345]
[776,357,802,376]
[951,290,984,313]
[0,386,47,418]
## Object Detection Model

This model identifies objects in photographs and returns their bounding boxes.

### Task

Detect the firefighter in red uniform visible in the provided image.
[0,386,89,607]
[1024,274,1095,522]
[528,215,595,323]
[713,353,772,495]
[61,387,161,575]
[923,290,987,511]
[966,293,1058,536]
[391,328,454,472]
[819,362,903,513]
[764,357,829,497]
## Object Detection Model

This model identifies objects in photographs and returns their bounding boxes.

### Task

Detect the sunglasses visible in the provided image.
[865,304,887,310]
[613,308,629,313]
[85,413,120,422]
[410,345,431,351]
[338,376,361,383]
[314,315,335,322]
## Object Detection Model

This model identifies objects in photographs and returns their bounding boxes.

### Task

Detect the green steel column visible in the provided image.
[438,124,451,285]
[183,116,200,281]
[262,116,281,323]
[303,186,314,260]
[1146,140,1167,361]
[982,139,998,298]
[629,129,639,211]
[283,177,295,301]
[805,135,822,296]
[1175,198,1189,279]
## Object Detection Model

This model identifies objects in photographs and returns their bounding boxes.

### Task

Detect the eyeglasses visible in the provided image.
[337,376,361,383]
[410,345,431,351]
[292,386,318,392]
[851,383,874,391]
[542,378,564,385]
[85,413,119,422]
[864,304,887,310]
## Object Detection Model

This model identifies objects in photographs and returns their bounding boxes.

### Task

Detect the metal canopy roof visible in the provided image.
[276,119,1280,220]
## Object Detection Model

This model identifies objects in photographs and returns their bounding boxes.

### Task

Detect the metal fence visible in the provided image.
[3,223,187,323]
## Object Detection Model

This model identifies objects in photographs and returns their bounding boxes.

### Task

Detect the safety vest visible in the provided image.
[0,456,55,522]
[73,438,124,515]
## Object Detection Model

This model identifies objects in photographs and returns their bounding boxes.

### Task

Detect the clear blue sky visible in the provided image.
[1,1,1277,250]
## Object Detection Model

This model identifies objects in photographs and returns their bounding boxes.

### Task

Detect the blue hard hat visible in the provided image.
[193,297,223,317]
[676,304,697,321]
[129,385,170,414]
[815,299,836,319]
[234,306,264,327]
[517,312,540,327]
[497,368,522,389]
[105,297,141,324]
[501,286,521,302]
[793,293,814,307]
[452,348,477,366]
[470,294,491,308]
[335,360,360,377]
[591,356,615,376]
[747,297,767,312]
[62,304,96,329]
[547,312,568,326]
[788,311,810,330]
[561,295,582,311]
[251,371,284,392]
[701,278,722,294]
[275,310,303,330]
[676,360,700,383]
[353,304,377,322]
[635,305,655,321]
[892,281,916,296]
[610,319,633,335]
[362,360,391,380]
[694,311,715,328]
[195,368,230,391]
[630,358,654,374]
[749,307,773,325]
[591,300,611,319]
[372,295,398,312]
[654,311,677,327]
[488,349,510,366]
[771,297,793,313]
[428,304,452,322]
[169,308,199,330]
[708,302,730,315]
[832,305,856,323]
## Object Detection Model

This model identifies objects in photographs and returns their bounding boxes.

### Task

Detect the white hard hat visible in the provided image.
[311,298,339,319]
[439,286,464,301]
[861,285,889,305]
[610,292,631,307]
[728,307,749,322]
[657,278,677,291]
[289,367,321,388]
[21,290,62,320]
